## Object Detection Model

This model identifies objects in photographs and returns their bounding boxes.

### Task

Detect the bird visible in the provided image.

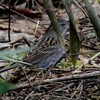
[0,18,69,73]
[22,18,69,68]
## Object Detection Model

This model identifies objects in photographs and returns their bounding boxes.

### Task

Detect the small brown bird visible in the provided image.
[22,18,69,68]
[0,18,69,73]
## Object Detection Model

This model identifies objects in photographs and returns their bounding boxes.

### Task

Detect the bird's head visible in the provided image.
[57,18,69,37]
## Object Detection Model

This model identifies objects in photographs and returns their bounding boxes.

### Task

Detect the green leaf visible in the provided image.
[83,0,100,39]
[0,78,5,82]
[43,0,66,54]
[2,56,32,66]
[61,0,81,67]
[86,32,96,39]
[98,0,100,4]
[70,21,81,67]
[59,61,72,68]
[0,47,32,58]
[0,82,15,94]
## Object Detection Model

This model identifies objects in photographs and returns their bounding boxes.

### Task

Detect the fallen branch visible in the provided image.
[12,71,100,90]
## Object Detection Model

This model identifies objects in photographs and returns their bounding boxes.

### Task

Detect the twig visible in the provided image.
[11,71,100,91]
[24,91,34,100]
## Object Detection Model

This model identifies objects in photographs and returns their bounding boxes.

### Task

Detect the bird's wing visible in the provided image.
[35,47,64,68]
[23,36,62,64]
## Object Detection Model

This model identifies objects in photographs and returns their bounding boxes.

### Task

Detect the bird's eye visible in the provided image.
[61,23,65,26]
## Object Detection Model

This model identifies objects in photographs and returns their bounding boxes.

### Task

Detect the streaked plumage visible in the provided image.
[23,19,69,68]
